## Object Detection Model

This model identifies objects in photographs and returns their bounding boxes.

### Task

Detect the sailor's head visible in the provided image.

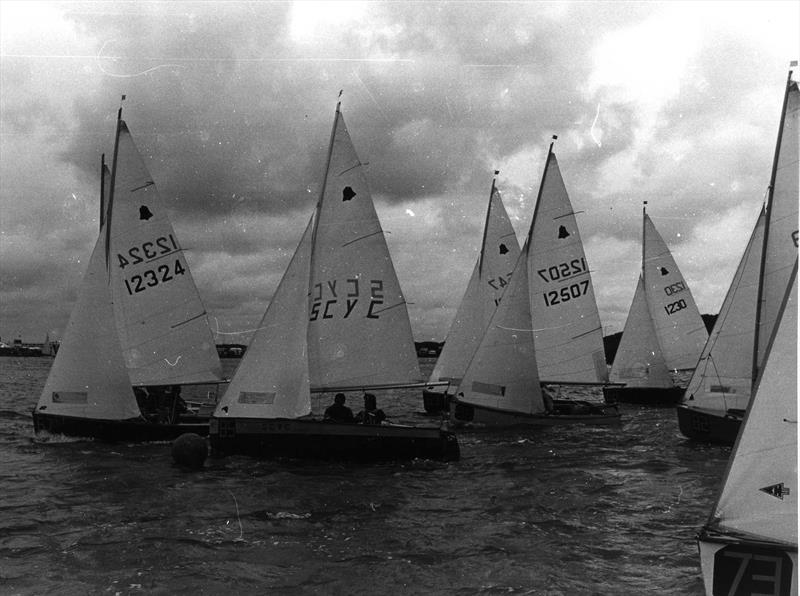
[363,393,377,409]
[334,393,346,405]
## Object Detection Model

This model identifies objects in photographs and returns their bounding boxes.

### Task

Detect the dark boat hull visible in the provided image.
[422,388,449,414]
[32,410,209,442]
[450,399,620,427]
[698,527,798,595]
[209,417,460,462]
[675,404,742,446]
[603,385,683,405]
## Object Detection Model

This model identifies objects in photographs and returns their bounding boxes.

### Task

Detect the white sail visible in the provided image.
[683,209,765,412]
[107,120,222,386]
[214,217,314,419]
[609,275,672,388]
[642,214,708,371]
[755,78,799,376]
[37,233,141,420]
[308,109,420,389]
[528,151,608,383]
[457,241,544,414]
[709,261,797,544]
[429,183,520,389]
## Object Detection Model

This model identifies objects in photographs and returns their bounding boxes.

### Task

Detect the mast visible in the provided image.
[478,171,499,277]
[105,98,125,271]
[526,136,557,247]
[642,201,647,281]
[751,68,793,384]
[99,154,106,231]
[309,92,343,286]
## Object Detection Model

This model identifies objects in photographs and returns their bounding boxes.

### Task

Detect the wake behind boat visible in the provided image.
[451,138,619,427]
[604,202,707,405]
[32,104,223,442]
[678,69,799,444]
[208,100,458,462]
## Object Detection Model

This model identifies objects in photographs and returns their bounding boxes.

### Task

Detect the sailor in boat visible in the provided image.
[355,393,387,425]
[323,393,355,423]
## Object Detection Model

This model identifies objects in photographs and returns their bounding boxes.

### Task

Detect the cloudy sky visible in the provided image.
[1,1,797,346]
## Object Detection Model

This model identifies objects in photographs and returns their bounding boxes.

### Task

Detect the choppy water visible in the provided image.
[0,356,729,595]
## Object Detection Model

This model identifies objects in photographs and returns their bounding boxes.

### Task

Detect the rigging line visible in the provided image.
[572,326,603,340]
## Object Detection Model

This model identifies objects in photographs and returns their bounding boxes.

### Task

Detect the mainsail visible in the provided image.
[528,150,608,384]
[682,210,764,412]
[429,178,520,390]
[308,107,420,389]
[641,213,707,370]
[107,117,222,386]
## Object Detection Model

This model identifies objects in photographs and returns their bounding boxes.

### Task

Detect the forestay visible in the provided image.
[107,120,222,386]
[683,210,764,412]
[708,262,797,544]
[528,151,608,384]
[37,234,141,420]
[214,218,315,419]
[609,275,672,389]
[308,109,420,389]
[429,182,520,389]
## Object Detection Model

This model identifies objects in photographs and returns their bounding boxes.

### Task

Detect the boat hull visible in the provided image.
[603,385,683,405]
[208,418,460,462]
[450,399,620,427]
[675,405,742,446]
[698,529,797,596]
[32,410,209,442]
[422,388,449,414]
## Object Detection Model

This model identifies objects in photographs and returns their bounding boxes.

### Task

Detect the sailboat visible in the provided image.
[604,203,708,405]
[697,260,797,595]
[678,70,799,443]
[208,102,459,461]
[33,107,223,441]
[450,139,619,426]
[422,174,521,414]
